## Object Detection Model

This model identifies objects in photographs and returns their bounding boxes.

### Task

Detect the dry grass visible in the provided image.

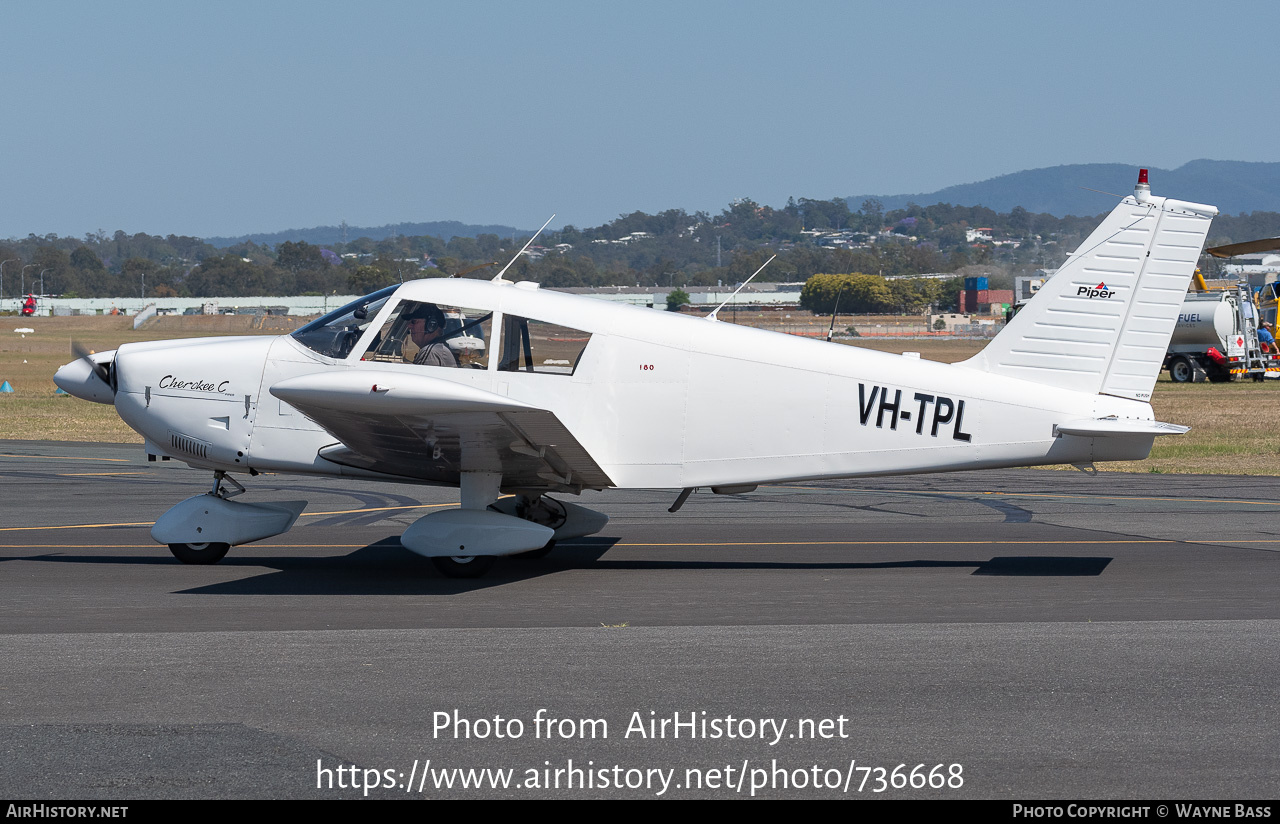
[1101,381,1280,475]
[3,315,1277,475]
[842,337,987,364]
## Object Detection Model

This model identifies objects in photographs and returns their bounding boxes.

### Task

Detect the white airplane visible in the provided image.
[54,171,1217,576]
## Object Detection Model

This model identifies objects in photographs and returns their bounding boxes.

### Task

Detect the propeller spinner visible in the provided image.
[53,343,117,404]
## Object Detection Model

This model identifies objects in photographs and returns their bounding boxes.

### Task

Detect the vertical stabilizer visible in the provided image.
[960,171,1217,401]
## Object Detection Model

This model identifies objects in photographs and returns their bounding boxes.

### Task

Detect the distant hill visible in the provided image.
[846,160,1280,217]
[204,220,532,249]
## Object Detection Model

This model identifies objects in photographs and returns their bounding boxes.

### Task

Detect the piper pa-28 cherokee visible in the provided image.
[55,171,1217,577]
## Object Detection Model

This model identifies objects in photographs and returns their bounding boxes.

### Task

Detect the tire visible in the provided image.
[1168,356,1194,383]
[430,555,495,578]
[514,540,556,560]
[169,542,230,565]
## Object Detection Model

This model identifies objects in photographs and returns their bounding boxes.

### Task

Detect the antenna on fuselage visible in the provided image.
[492,214,556,283]
[826,286,845,342]
[706,254,776,322]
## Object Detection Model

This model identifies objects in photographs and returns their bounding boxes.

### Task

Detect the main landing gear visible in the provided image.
[429,554,496,579]
[168,540,232,565]
[506,495,566,560]
[399,474,609,578]
[400,473,553,578]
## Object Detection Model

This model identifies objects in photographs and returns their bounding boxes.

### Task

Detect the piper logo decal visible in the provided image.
[1076,282,1116,299]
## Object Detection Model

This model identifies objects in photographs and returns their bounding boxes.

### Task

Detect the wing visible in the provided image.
[270,371,613,493]
[1205,237,1280,258]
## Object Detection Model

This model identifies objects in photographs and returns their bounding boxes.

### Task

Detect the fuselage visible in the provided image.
[92,277,1154,490]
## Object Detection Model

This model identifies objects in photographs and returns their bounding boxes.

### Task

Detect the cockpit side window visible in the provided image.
[362,300,493,369]
[497,315,591,375]
[291,286,397,359]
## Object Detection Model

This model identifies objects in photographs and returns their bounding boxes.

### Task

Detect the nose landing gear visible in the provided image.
[152,472,307,565]
[167,541,231,564]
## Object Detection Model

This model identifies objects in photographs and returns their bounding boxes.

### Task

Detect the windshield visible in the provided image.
[291,286,398,359]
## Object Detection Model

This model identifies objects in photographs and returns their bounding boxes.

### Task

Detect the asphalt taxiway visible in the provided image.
[1,441,1277,799]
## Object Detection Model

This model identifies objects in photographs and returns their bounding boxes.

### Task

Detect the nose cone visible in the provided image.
[53,350,116,404]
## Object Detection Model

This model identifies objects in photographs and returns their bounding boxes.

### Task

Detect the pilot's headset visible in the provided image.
[407,303,446,334]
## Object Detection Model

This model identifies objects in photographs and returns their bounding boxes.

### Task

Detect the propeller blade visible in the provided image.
[71,340,111,385]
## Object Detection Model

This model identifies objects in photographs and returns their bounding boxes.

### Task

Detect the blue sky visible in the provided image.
[3,0,1277,239]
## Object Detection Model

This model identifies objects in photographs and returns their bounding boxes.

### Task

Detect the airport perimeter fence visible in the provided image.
[18,299,1008,340]
[764,319,1007,340]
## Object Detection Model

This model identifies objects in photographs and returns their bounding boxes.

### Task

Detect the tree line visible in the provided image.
[3,199,1277,302]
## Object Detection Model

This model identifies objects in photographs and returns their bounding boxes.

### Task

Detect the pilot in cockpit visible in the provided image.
[404,303,460,367]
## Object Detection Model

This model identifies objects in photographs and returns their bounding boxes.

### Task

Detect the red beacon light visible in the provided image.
[1134,168,1152,202]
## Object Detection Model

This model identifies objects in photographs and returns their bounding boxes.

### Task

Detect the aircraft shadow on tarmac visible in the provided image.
[16,539,1112,595]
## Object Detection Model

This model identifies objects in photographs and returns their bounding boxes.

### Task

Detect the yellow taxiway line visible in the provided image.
[303,502,457,516]
[0,501,458,532]
[0,453,131,462]
[771,485,1280,508]
[0,544,372,549]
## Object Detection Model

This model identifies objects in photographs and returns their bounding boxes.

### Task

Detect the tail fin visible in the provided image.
[961,171,1217,401]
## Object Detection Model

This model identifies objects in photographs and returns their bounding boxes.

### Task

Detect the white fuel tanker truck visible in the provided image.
[1164,283,1276,382]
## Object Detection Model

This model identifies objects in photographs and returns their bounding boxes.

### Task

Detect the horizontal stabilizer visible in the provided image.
[1055,418,1189,438]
